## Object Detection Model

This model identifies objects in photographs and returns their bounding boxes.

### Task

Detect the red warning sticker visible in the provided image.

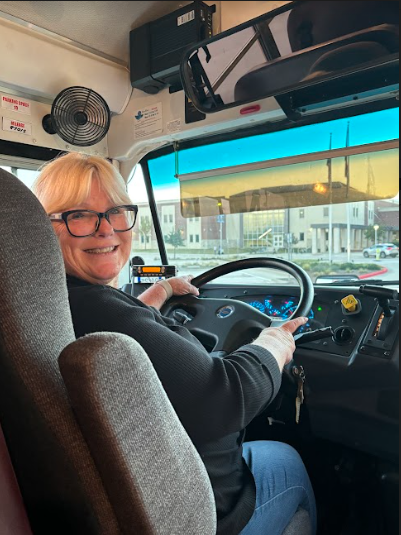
[1,95,31,115]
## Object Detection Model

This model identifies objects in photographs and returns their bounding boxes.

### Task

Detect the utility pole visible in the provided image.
[287,209,292,261]
[374,224,380,260]
[328,133,333,263]
[345,122,352,262]
[217,214,225,254]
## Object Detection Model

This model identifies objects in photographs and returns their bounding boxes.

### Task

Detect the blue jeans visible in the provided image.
[240,441,317,535]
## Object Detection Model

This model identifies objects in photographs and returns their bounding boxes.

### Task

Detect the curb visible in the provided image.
[359,267,388,280]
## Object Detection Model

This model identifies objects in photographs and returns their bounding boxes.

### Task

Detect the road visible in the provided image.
[131,251,399,287]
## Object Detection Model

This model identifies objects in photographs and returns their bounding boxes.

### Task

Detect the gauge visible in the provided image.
[249,300,266,313]
[264,296,315,332]
[264,297,282,318]
[279,299,297,319]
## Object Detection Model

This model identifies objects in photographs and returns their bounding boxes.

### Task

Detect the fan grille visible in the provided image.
[51,86,110,147]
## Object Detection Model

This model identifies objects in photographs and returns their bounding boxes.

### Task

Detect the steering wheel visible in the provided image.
[162,258,314,355]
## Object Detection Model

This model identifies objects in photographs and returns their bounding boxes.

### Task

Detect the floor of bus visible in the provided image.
[245,410,398,535]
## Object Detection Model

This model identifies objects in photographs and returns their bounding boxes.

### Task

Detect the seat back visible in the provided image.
[0,168,216,534]
[59,332,217,535]
[0,168,120,534]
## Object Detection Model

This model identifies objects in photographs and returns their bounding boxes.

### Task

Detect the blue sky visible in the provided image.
[149,108,399,188]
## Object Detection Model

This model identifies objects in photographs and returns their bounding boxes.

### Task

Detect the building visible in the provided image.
[374,200,400,243]
[133,198,383,254]
[292,202,375,254]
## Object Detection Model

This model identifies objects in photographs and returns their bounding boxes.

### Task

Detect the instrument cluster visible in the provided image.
[247,295,324,332]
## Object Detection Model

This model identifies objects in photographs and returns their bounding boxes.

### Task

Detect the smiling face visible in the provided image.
[53,179,132,287]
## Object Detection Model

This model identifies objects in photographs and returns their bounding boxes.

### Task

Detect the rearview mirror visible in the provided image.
[180,1,399,118]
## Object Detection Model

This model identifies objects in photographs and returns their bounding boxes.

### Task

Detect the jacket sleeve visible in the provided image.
[69,285,282,443]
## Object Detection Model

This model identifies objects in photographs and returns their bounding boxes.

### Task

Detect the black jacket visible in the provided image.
[67,275,282,535]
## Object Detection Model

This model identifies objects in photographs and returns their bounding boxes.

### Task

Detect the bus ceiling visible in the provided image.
[0,1,398,173]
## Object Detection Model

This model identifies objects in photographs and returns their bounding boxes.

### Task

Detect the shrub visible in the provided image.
[339,263,355,270]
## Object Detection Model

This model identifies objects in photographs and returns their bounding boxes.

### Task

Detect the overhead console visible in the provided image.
[129,1,215,95]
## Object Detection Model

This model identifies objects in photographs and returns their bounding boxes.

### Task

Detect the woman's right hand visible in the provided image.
[252,317,308,372]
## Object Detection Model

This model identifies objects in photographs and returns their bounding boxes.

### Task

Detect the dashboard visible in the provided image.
[196,283,399,463]
[197,285,399,358]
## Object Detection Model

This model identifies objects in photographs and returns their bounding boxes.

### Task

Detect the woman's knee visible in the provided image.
[243,441,311,489]
[243,441,303,468]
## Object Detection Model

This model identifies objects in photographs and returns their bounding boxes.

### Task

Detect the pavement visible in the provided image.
[130,251,399,286]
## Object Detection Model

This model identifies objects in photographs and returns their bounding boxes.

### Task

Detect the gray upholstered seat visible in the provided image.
[283,508,312,535]
[59,332,217,535]
[0,167,216,534]
[0,166,311,535]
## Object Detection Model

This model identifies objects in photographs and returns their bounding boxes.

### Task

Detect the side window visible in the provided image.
[1,166,40,189]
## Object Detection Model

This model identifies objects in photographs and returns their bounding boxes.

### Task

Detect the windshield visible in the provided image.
[137,108,399,286]
[138,110,399,286]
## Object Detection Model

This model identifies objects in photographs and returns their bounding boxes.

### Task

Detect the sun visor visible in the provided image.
[177,141,399,218]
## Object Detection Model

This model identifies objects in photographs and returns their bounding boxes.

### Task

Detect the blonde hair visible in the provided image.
[33,152,132,214]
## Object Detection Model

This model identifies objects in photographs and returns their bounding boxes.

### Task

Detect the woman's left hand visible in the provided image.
[167,275,200,297]
[138,274,199,310]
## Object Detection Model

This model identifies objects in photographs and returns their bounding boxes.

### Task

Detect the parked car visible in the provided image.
[363,243,399,258]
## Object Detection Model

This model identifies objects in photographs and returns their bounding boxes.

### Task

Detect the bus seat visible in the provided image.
[58,332,217,535]
[286,0,398,53]
[0,424,32,535]
[0,167,216,534]
[283,508,311,535]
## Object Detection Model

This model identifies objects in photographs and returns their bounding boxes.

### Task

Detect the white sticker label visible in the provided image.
[167,118,181,134]
[1,95,31,115]
[177,10,195,26]
[134,103,163,139]
[2,117,32,135]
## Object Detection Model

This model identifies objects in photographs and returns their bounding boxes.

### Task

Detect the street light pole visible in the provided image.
[374,224,379,245]
[287,209,292,261]
[373,224,380,260]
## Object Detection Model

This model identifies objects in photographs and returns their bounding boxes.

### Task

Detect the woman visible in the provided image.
[33,152,316,535]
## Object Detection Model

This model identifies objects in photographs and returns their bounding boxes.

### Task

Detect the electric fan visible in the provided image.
[42,86,111,147]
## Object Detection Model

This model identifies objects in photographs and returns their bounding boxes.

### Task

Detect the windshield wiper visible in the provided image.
[316,279,399,287]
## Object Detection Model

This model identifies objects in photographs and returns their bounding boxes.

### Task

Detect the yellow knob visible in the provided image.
[341,295,358,312]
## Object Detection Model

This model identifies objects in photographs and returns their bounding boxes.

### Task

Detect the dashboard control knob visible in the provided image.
[342,294,358,312]
[333,326,354,345]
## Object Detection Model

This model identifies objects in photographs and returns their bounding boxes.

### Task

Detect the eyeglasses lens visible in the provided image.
[66,208,136,236]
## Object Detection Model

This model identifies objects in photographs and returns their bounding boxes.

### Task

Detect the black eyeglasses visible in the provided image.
[49,205,138,237]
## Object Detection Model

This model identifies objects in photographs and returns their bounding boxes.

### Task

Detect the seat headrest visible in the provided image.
[303,41,392,81]
[287,0,399,52]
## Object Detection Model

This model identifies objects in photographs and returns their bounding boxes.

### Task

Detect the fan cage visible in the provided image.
[51,86,111,147]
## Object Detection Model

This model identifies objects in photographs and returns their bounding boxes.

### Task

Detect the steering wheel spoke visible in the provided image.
[269,318,287,329]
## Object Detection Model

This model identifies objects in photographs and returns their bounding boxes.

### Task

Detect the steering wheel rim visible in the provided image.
[162,257,314,354]
[191,257,314,319]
